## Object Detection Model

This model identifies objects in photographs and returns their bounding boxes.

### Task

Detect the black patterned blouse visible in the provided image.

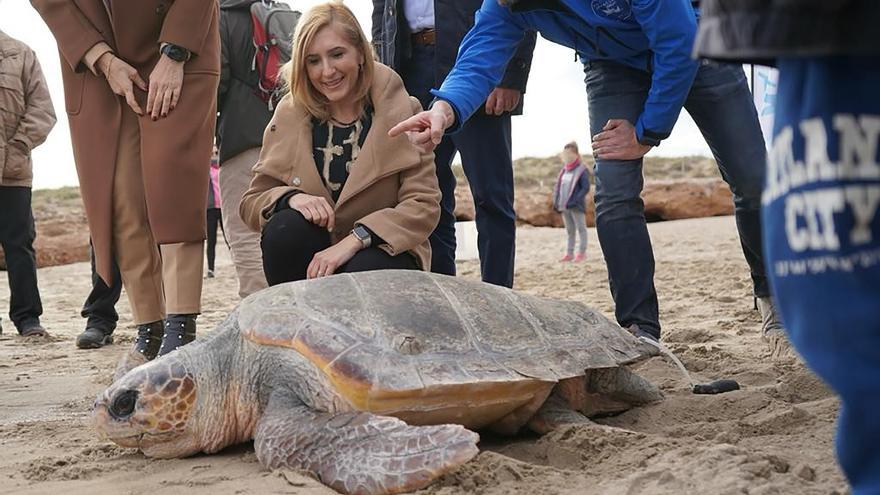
[311,109,373,203]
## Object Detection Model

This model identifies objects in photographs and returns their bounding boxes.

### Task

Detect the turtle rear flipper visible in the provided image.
[255,394,480,495]
[556,367,664,417]
[527,394,594,434]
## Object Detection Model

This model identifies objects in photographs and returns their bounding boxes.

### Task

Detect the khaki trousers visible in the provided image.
[112,109,203,324]
[219,147,267,298]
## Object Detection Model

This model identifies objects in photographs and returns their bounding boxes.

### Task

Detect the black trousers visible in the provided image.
[81,240,122,334]
[206,208,224,271]
[261,208,419,286]
[0,186,42,331]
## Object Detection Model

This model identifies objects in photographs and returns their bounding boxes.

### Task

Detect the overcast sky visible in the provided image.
[1,0,715,190]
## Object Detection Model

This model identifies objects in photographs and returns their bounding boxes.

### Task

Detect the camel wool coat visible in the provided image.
[31,0,220,284]
[240,64,440,271]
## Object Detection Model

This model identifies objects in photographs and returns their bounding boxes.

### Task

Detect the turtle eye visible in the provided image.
[110,390,138,419]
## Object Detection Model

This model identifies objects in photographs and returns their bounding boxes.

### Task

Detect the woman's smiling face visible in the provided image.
[305,23,364,108]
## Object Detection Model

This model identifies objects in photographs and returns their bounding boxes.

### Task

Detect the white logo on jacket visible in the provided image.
[765,114,880,276]
[590,0,632,21]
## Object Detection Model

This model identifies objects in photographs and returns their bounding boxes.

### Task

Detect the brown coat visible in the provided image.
[240,64,440,270]
[30,0,220,283]
[0,30,57,187]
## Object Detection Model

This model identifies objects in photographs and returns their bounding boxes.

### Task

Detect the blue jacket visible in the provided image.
[432,0,699,144]
[371,0,536,115]
[566,169,590,212]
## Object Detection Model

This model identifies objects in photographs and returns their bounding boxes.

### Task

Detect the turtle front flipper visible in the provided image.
[254,393,480,495]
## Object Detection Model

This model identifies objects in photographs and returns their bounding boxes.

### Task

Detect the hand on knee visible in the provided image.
[306,235,361,279]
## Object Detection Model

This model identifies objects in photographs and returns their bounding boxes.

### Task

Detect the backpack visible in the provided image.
[250,0,301,110]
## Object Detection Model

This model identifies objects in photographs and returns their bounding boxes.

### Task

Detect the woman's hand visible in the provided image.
[147,54,185,120]
[97,53,147,115]
[289,193,335,231]
[307,234,362,279]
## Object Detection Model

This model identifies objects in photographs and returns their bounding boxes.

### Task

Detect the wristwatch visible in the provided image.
[352,225,372,248]
[161,43,190,62]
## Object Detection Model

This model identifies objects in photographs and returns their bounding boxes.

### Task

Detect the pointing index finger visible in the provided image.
[388,116,421,137]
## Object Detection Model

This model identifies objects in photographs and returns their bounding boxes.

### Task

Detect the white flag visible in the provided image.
[752,65,779,148]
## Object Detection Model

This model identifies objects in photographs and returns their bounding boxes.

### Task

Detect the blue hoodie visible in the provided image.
[431,0,699,145]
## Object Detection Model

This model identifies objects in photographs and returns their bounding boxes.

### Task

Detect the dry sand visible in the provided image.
[0,216,847,495]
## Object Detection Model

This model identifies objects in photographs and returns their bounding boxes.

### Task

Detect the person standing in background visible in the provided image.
[553,141,589,263]
[371,0,536,288]
[205,147,224,279]
[0,29,56,338]
[32,0,220,371]
[215,0,273,298]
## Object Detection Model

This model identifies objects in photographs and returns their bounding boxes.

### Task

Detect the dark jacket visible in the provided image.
[694,0,880,65]
[552,163,589,213]
[371,0,536,115]
[217,0,275,163]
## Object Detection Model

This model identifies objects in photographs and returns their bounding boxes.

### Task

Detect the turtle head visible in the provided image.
[94,355,202,458]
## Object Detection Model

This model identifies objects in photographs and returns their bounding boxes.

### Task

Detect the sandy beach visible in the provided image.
[0,216,846,495]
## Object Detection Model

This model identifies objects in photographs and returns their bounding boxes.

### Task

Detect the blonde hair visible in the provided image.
[281,2,375,121]
[564,141,579,154]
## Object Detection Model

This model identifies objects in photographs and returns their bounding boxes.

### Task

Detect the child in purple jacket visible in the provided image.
[553,142,590,262]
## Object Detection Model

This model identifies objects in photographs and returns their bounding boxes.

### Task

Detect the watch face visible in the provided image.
[353,226,371,247]
[164,45,187,61]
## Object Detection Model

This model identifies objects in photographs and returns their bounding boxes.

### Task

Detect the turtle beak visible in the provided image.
[112,434,143,449]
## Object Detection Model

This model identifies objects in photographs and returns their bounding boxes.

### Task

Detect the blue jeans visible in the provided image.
[765,56,880,494]
[401,44,517,287]
[584,60,768,337]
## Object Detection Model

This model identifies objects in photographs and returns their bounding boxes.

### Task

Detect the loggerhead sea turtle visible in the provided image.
[94,270,662,495]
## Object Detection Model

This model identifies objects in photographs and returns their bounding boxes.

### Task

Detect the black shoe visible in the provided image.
[134,321,164,360]
[157,314,197,357]
[76,327,114,349]
[20,323,49,338]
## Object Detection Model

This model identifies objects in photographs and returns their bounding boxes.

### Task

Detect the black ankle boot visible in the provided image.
[158,314,197,356]
[134,321,164,360]
[76,327,114,349]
